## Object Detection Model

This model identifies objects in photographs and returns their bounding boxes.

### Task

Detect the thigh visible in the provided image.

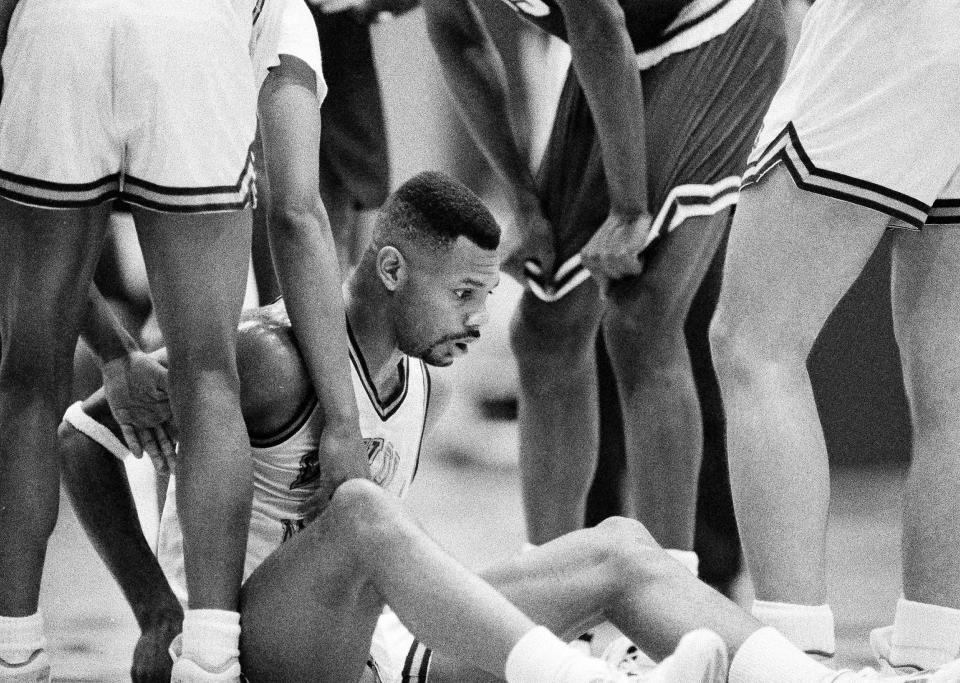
[604,210,729,341]
[131,210,252,370]
[511,279,604,359]
[715,165,889,354]
[0,200,111,367]
[239,513,383,683]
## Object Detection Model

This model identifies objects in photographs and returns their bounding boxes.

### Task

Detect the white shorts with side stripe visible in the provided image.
[742,0,960,228]
[0,0,257,212]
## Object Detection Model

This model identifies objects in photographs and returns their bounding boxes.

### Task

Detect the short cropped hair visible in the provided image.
[373,171,500,252]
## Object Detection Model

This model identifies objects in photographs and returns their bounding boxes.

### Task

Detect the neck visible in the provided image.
[344,266,406,392]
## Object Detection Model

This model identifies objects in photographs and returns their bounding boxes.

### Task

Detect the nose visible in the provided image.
[465,307,489,330]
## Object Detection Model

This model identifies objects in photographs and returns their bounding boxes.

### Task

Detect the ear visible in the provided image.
[376,246,407,292]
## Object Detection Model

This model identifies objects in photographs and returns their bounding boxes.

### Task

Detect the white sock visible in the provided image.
[506,626,611,683]
[0,612,45,665]
[889,597,960,668]
[179,609,240,672]
[666,549,700,577]
[751,600,835,658]
[729,627,836,683]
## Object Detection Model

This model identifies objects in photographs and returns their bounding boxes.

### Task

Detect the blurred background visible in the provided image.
[48,3,913,679]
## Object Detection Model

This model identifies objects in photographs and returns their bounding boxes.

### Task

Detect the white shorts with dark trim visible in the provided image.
[742,0,960,229]
[0,0,257,213]
[368,610,432,683]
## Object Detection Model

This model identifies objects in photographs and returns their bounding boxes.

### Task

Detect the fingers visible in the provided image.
[155,425,177,470]
[121,425,144,459]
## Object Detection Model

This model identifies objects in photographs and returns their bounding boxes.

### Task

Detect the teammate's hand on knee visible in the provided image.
[131,613,181,683]
[580,211,652,282]
[102,350,173,461]
[502,205,556,289]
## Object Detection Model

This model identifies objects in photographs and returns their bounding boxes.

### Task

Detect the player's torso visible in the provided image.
[494,0,693,53]
[157,334,430,601]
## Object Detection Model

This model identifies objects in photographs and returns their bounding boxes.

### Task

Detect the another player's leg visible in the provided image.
[602,211,727,550]
[872,224,960,670]
[241,479,629,683]
[132,208,253,678]
[710,164,888,656]
[0,200,111,676]
[511,285,605,544]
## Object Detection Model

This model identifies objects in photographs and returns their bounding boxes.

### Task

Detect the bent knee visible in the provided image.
[326,479,404,544]
[509,302,598,375]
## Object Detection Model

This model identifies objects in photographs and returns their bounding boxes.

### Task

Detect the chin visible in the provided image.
[422,355,454,368]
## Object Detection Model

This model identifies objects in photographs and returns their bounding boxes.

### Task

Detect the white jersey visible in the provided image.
[156,327,431,605]
[250,0,324,93]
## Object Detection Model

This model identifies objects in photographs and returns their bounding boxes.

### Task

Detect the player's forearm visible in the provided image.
[557,0,649,216]
[269,200,361,434]
[80,284,140,365]
[424,0,540,211]
[59,423,182,630]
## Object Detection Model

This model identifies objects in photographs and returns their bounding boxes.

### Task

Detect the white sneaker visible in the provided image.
[169,634,242,683]
[868,625,956,675]
[599,635,656,676]
[637,629,728,683]
[0,650,50,682]
[833,658,960,682]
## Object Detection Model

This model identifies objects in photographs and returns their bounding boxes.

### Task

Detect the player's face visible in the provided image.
[395,236,499,367]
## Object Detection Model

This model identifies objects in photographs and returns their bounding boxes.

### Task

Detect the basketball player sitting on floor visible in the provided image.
[59,173,960,683]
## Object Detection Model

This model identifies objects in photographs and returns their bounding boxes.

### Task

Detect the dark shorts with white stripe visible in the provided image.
[534,0,785,293]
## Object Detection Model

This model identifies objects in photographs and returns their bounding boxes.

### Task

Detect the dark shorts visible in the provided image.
[533,0,786,298]
[312,10,390,211]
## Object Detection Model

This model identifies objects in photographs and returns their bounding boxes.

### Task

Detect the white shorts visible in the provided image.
[252,0,325,98]
[0,0,257,212]
[742,0,960,228]
[368,609,432,683]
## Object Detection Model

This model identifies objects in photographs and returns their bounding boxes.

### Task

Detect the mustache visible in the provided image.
[435,330,481,345]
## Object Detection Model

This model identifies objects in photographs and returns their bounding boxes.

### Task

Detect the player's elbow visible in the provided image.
[269,197,317,240]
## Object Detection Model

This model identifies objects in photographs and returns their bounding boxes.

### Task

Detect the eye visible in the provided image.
[454,289,473,301]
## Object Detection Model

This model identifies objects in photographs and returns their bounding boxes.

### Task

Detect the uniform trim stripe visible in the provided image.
[347,321,410,421]
[249,396,318,449]
[402,640,432,683]
[411,363,431,486]
[0,153,255,212]
[742,123,930,228]
[929,198,960,225]
[526,176,741,302]
[636,0,755,70]
[0,169,120,209]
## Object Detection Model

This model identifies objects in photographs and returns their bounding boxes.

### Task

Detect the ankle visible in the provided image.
[751,600,835,659]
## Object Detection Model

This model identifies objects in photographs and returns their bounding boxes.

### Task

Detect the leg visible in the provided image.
[428,517,762,682]
[710,165,888,604]
[602,210,728,550]
[585,332,628,527]
[890,226,960,608]
[511,284,605,543]
[132,208,253,611]
[240,480,537,682]
[690,231,741,593]
[0,199,110,615]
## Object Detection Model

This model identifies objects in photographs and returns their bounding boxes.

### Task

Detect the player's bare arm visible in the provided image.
[554,0,653,284]
[422,0,555,282]
[258,53,370,508]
